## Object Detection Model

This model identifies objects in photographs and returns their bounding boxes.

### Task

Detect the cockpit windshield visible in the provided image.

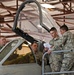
[14,2,59,41]
[12,1,60,43]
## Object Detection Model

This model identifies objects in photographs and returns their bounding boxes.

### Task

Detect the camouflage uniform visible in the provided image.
[35,51,43,65]
[49,36,63,74]
[59,31,74,75]
[24,51,43,65]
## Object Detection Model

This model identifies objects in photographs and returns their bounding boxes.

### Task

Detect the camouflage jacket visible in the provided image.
[35,51,43,65]
[49,36,63,63]
[62,31,74,50]
[50,31,74,51]
[61,31,74,58]
[50,31,74,58]
[49,36,62,51]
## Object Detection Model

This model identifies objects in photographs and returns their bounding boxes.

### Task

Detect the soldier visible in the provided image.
[46,27,63,74]
[59,25,74,75]
[0,37,7,49]
[30,41,43,65]
[4,41,43,65]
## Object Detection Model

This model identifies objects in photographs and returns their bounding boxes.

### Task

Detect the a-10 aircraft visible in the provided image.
[0,0,74,75]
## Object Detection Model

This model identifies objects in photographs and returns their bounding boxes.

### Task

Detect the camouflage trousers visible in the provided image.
[60,54,74,75]
[49,54,63,75]
[50,60,62,75]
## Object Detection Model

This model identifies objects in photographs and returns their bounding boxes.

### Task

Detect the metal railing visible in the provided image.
[42,50,74,75]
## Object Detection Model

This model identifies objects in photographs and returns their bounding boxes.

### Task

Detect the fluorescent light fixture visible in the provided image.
[41,4,55,8]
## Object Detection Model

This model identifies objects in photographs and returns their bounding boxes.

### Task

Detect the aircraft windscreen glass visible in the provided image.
[41,7,59,30]
[0,39,19,63]
[15,2,59,40]
[1,39,36,65]
[17,3,40,32]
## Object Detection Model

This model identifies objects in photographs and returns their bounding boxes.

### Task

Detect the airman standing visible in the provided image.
[47,27,63,74]
[59,25,74,75]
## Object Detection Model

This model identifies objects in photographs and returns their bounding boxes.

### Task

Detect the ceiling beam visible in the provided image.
[0,13,16,18]
[0,3,14,17]
[0,5,17,11]
[56,19,74,25]
[6,23,12,28]
[0,34,19,38]
[52,12,74,16]
[19,0,24,2]
[53,17,74,19]
[16,0,18,10]
[49,0,74,5]
[0,20,14,24]
[0,0,14,2]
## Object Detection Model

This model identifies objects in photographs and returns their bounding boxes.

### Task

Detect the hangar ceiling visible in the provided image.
[0,0,74,41]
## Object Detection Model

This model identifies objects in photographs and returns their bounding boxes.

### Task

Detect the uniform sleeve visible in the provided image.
[49,39,54,45]
[51,33,68,51]
[60,32,68,46]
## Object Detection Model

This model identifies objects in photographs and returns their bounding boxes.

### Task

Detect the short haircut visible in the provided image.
[49,27,57,32]
[60,24,68,31]
[31,41,38,45]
